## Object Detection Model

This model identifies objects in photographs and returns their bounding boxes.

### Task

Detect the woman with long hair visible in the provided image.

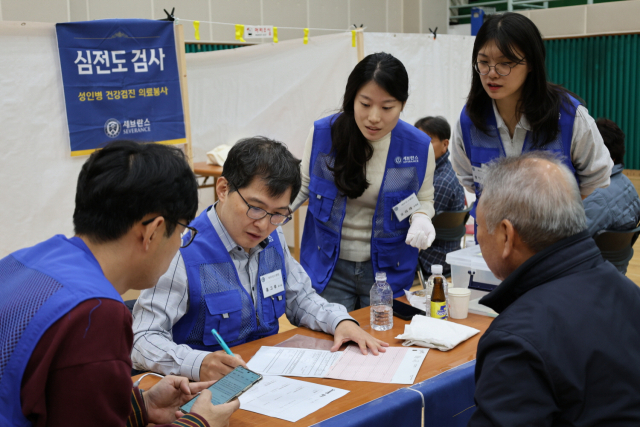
[291,52,436,309]
[451,13,612,232]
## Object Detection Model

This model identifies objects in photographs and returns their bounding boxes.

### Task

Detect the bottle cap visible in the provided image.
[375,271,387,281]
[432,265,443,275]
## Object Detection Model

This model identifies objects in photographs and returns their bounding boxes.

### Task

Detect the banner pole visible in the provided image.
[175,24,194,169]
[356,28,365,62]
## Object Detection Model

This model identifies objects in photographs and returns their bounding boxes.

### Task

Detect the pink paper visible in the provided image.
[274,334,335,351]
[325,345,408,383]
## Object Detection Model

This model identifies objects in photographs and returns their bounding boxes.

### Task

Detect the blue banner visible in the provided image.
[56,20,185,156]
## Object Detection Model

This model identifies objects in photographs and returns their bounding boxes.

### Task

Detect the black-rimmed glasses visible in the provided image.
[229,181,292,226]
[142,216,198,248]
[474,60,525,76]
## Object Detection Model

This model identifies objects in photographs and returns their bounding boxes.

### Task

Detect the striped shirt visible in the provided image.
[131,204,353,381]
[128,388,209,427]
[418,151,466,275]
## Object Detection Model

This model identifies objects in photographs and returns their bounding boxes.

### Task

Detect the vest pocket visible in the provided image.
[309,177,338,223]
[468,146,500,176]
[203,290,243,346]
[375,236,415,271]
[260,291,286,327]
[314,225,338,285]
[383,191,414,232]
[272,291,286,318]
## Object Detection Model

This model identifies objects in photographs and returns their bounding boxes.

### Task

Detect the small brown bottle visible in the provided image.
[430,277,447,320]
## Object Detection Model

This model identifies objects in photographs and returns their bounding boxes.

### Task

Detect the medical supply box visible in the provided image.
[445,245,501,292]
[446,246,501,316]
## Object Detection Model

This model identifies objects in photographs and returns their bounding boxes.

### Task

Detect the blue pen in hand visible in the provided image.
[211,329,235,356]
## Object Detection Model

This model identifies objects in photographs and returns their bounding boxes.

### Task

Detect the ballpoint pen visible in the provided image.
[211,328,235,356]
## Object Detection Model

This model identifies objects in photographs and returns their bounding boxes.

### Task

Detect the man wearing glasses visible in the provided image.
[132,137,388,382]
[0,141,238,427]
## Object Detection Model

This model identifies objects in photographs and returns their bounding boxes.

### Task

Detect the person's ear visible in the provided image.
[501,219,516,260]
[442,138,450,151]
[216,176,230,204]
[141,216,165,251]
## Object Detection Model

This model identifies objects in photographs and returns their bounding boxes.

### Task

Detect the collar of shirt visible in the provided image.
[206,203,269,257]
[491,100,531,132]
[611,163,623,176]
[435,150,451,170]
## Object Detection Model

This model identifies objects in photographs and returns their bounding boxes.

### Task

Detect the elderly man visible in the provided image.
[469,152,640,426]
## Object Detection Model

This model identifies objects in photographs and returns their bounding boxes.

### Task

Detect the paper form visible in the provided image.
[325,345,428,384]
[246,346,343,377]
[247,345,428,384]
[238,375,349,422]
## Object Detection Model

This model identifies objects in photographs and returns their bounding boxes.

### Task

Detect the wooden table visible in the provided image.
[134,300,493,426]
[193,162,223,201]
[193,161,307,261]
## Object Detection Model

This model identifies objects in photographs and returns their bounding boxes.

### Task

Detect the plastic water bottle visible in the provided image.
[427,265,449,320]
[370,271,393,331]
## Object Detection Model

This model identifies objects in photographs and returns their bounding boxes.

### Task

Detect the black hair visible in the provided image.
[74,140,198,242]
[466,12,577,148]
[414,116,451,141]
[596,118,625,165]
[330,52,409,199]
[222,136,301,203]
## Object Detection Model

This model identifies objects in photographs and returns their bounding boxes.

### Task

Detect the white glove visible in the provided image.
[405,214,436,250]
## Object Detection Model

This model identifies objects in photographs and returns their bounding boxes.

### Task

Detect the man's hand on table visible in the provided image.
[332,320,389,355]
[142,375,235,424]
[200,350,247,381]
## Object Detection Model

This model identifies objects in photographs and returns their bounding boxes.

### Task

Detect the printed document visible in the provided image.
[238,375,349,422]
[247,345,428,384]
[326,345,428,384]
[246,346,343,377]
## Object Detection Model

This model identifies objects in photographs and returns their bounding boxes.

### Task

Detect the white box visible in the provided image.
[446,246,501,317]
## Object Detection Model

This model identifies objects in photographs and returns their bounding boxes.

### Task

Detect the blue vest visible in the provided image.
[173,207,287,351]
[301,116,431,297]
[0,236,122,427]
[460,95,581,218]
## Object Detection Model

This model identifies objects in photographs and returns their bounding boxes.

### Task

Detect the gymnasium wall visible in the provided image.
[0,23,473,257]
[0,0,450,41]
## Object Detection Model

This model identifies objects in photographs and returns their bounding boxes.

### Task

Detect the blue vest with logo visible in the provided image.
[301,115,431,297]
[173,207,287,351]
[460,95,581,218]
[0,236,122,427]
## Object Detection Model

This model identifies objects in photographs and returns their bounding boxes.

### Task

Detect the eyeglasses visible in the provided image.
[142,216,198,248]
[229,181,292,226]
[474,60,524,77]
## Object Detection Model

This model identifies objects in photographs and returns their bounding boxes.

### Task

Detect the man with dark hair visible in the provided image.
[583,118,640,274]
[469,152,640,426]
[132,137,387,382]
[414,116,466,275]
[0,141,238,427]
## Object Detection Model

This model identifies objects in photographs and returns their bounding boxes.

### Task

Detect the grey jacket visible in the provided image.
[583,163,640,273]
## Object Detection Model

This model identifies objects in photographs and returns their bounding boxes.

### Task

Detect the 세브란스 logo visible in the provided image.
[104,118,121,138]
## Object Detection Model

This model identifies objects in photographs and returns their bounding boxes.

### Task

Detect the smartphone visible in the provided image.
[392,299,426,320]
[180,366,263,413]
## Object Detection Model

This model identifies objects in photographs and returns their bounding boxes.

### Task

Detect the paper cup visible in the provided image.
[448,288,471,319]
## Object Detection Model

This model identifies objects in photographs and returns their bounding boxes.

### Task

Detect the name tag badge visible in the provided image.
[471,166,486,185]
[260,270,284,298]
[393,193,421,222]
